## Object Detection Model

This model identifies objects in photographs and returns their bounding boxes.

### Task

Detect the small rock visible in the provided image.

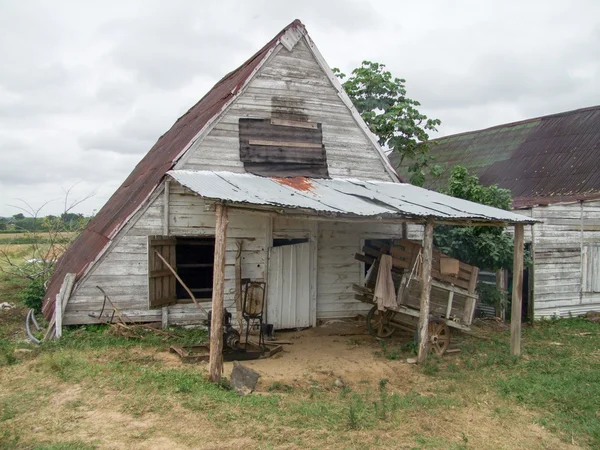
[14,349,33,354]
[0,302,15,310]
[231,361,260,396]
[334,377,345,388]
[406,357,418,364]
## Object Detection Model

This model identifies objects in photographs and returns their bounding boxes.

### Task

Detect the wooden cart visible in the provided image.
[353,239,479,355]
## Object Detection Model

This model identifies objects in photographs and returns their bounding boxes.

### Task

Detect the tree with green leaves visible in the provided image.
[334,61,441,185]
[434,166,515,270]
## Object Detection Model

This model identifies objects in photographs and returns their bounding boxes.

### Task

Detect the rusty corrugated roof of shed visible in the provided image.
[168,170,536,224]
[396,106,600,209]
[42,20,307,319]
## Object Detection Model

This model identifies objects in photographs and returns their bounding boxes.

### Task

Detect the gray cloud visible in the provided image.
[1,0,599,216]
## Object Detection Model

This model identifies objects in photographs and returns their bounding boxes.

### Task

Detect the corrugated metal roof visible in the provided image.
[168,170,535,224]
[42,20,307,319]
[392,106,600,208]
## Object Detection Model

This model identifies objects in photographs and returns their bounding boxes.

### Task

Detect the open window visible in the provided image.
[148,236,215,308]
[175,237,215,302]
[239,118,329,178]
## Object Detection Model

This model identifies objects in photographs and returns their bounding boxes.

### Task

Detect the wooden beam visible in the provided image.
[510,223,524,356]
[153,250,208,316]
[529,223,535,325]
[55,273,76,339]
[163,180,170,236]
[270,118,318,129]
[496,269,507,320]
[209,203,228,383]
[417,220,434,364]
[234,240,243,331]
[248,139,322,149]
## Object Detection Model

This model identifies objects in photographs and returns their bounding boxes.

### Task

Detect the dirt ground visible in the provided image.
[0,318,587,449]
[227,320,416,391]
[149,320,579,450]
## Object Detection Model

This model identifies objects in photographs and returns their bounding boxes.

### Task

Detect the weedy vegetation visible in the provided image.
[1,241,599,448]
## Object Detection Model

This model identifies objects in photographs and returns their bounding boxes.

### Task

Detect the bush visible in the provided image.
[19,278,45,312]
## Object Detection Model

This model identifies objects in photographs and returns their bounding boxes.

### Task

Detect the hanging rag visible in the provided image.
[373,254,397,311]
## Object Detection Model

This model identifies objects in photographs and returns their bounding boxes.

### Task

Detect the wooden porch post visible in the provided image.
[510,223,524,356]
[417,220,434,364]
[209,203,228,383]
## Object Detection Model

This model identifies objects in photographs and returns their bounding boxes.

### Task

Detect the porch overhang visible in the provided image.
[167,170,537,226]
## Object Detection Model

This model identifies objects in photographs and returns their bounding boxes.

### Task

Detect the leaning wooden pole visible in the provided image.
[209,203,228,383]
[510,223,524,356]
[417,220,435,364]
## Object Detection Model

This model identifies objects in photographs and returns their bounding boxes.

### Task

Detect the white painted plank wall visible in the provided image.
[317,221,402,319]
[182,40,393,182]
[65,182,269,325]
[532,201,600,317]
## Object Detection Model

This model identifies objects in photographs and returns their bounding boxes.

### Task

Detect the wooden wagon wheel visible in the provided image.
[366,305,395,338]
[427,319,451,355]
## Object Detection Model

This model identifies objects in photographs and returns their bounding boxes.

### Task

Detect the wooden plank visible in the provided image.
[417,221,434,364]
[209,203,228,383]
[355,253,375,265]
[496,268,507,320]
[270,118,319,129]
[234,240,243,331]
[430,269,471,290]
[511,223,524,356]
[240,148,326,164]
[163,180,170,236]
[445,291,454,319]
[362,245,383,258]
[468,266,479,294]
[248,139,323,149]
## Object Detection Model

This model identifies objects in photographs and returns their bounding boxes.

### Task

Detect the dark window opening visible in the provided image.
[273,238,309,247]
[175,237,215,302]
[239,118,329,178]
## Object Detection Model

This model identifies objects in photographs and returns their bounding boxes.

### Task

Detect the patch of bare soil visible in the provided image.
[227,321,416,392]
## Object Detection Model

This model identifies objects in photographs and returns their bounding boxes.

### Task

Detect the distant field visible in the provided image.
[0,232,77,245]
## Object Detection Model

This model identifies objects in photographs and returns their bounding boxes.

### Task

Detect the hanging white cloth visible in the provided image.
[373,254,397,311]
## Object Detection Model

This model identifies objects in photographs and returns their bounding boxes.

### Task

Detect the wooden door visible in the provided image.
[267,242,311,329]
[148,236,176,308]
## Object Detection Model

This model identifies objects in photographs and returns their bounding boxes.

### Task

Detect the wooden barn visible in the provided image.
[412,106,600,319]
[43,20,533,337]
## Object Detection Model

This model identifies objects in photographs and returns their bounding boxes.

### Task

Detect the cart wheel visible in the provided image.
[366,305,395,338]
[427,319,450,355]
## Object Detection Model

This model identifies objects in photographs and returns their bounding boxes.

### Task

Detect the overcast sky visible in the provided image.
[1,0,599,217]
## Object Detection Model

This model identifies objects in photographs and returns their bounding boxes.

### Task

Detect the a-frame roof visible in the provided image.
[42,19,397,318]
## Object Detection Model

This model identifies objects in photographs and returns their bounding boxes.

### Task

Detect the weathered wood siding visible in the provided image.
[180,39,394,181]
[66,182,410,325]
[317,221,402,319]
[65,182,269,325]
[530,201,600,318]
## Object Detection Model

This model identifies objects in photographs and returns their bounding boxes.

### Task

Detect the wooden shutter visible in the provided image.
[148,236,176,308]
[239,118,329,178]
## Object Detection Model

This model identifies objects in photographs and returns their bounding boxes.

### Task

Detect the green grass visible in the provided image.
[434,318,600,447]
[1,258,599,448]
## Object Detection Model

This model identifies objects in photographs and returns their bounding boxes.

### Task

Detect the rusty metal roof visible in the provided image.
[168,170,536,224]
[42,20,307,319]
[396,106,600,209]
